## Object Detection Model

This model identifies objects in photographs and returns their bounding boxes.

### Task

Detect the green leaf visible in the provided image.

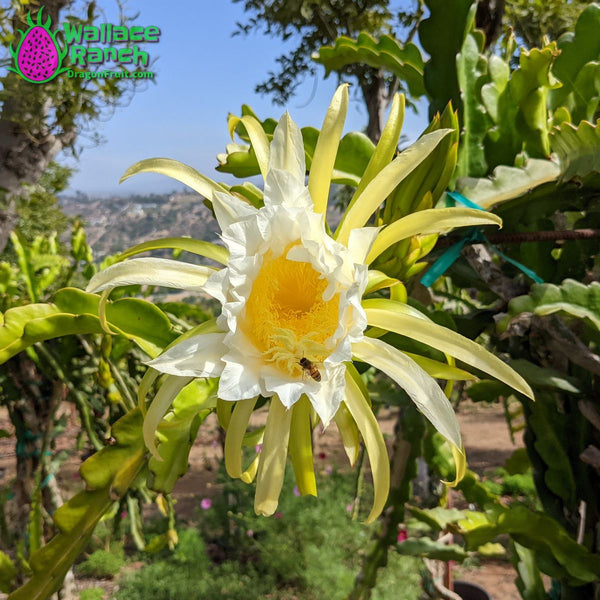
[395,537,468,562]
[8,411,146,600]
[511,541,547,600]
[419,0,475,117]
[459,504,600,584]
[408,505,471,531]
[551,120,600,181]
[485,43,561,168]
[149,379,217,494]
[456,32,490,177]
[466,380,511,403]
[508,359,581,394]
[550,4,600,123]
[10,232,38,303]
[313,33,425,100]
[456,158,561,209]
[0,288,178,364]
[506,279,600,331]
[0,551,17,593]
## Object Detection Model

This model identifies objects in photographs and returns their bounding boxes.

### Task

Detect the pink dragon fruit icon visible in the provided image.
[9,8,68,84]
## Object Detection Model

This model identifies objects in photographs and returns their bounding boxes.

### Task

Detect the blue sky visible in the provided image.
[64,1,427,196]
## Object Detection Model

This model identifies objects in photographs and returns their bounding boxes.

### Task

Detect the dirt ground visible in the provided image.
[0,399,524,599]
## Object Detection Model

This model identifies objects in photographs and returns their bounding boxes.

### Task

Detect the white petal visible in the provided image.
[146,333,227,378]
[86,257,217,293]
[218,359,263,400]
[305,363,346,426]
[347,227,382,264]
[264,168,311,208]
[212,191,258,231]
[268,112,306,184]
[262,375,305,409]
[353,336,462,450]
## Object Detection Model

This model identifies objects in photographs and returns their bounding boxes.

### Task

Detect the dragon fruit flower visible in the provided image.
[9,8,68,84]
[87,86,533,522]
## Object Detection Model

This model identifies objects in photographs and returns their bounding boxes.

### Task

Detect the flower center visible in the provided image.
[244,245,340,377]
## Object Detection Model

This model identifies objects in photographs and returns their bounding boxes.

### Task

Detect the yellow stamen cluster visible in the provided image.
[244,245,340,377]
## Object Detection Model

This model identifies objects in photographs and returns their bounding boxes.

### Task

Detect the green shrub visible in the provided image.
[79,588,105,600]
[116,467,422,600]
[77,545,126,579]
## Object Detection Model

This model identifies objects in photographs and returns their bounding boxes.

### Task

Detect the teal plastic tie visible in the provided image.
[420,192,544,286]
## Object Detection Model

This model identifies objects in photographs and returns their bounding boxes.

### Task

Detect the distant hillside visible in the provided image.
[60,190,344,262]
[60,192,220,261]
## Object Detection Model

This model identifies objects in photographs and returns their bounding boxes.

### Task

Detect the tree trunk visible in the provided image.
[360,69,388,144]
[0,1,75,251]
[5,357,61,552]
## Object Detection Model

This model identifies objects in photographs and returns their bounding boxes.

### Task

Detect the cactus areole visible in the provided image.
[9,9,67,83]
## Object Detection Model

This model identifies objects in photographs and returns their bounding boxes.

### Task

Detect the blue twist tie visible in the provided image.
[420,192,544,287]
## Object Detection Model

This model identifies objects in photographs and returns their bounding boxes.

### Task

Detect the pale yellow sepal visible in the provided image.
[241,454,260,483]
[366,207,502,264]
[216,398,233,430]
[138,368,160,416]
[120,158,228,201]
[98,289,111,334]
[341,93,405,223]
[403,352,477,381]
[228,115,271,180]
[116,237,229,266]
[364,270,401,296]
[225,397,258,478]
[335,129,453,245]
[362,298,534,400]
[442,444,467,487]
[143,375,193,460]
[289,396,317,496]
[309,84,349,214]
[344,368,389,524]
[334,402,360,466]
[255,396,293,516]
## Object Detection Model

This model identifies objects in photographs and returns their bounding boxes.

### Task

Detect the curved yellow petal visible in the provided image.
[403,352,477,381]
[364,270,401,296]
[366,207,502,264]
[254,396,292,516]
[363,298,534,399]
[86,257,216,294]
[138,368,160,416]
[116,237,229,266]
[309,84,349,214]
[334,129,453,245]
[353,337,462,451]
[289,396,317,497]
[342,93,405,220]
[143,375,193,460]
[241,454,260,483]
[334,402,360,466]
[442,443,467,487]
[230,115,271,180]
[120,158,228,200]
[344,368,389,524]
[225,397,258,478]
[216,398,233,430]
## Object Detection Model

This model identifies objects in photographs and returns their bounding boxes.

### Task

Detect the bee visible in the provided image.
[299,357,321,382]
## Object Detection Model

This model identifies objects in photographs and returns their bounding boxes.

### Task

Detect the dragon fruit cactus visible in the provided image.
[9,8,67,84]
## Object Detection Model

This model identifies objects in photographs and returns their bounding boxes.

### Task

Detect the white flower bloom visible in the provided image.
[88,85,532,521]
